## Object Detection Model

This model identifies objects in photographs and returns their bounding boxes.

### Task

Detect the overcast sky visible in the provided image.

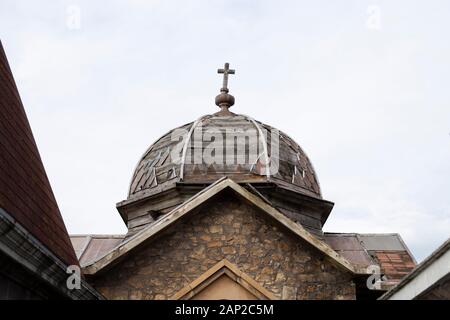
[1,0,449,262]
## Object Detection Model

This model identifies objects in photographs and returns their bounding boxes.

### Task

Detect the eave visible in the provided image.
[0,208,103,300]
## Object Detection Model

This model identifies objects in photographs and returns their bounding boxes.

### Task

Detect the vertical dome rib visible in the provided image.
[242,114,271,179]
[179,115,212,181]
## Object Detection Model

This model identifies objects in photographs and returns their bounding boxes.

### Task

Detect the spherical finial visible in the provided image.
[215,92,235,107]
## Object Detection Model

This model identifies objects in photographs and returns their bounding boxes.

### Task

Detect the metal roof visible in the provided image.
[70,235,125,267]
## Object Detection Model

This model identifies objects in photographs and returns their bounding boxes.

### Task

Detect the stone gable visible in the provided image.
[92,192,355,300]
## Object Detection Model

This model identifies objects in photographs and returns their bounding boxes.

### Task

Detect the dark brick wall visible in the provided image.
[0,41,78,266]
[92,193,355,300]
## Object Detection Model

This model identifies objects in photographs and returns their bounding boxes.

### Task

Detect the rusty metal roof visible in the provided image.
[324,233,376,267]
[358,234,409,251]
[70,235,125,267]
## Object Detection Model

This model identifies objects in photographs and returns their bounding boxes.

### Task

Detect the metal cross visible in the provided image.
[217,62,235,93]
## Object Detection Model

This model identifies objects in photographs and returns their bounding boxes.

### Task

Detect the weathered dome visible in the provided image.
[128,112,321,199]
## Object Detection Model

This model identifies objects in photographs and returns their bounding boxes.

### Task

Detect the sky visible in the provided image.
[1,0,449,262]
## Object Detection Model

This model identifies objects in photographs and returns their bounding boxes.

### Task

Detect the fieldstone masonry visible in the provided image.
[92,193,356,300]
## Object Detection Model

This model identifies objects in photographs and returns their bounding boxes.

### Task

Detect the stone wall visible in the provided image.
[91,192,356,300]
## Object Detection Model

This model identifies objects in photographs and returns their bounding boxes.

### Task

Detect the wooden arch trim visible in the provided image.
[171,259,278,300]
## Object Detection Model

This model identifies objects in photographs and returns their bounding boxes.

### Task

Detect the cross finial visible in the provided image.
[215,62,236,113]
[217,62,235,93]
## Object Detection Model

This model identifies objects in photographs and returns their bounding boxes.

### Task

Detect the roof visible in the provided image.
[70,235,125,267]
[0,41,78,266]
[1,208,103,299]
[128,113,321,202]
[75,230,416,285]
[82,177,365,275]
[71,224,415,290]
[324,233,416,286]
[381,238,450,299]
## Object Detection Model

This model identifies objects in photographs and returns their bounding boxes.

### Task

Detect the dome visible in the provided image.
[128,112,321,199]
[128,62,321,201]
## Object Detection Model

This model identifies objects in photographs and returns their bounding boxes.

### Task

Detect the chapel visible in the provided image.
[70,63,417,300]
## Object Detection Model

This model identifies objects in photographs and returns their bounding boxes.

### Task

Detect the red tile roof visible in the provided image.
[0,41,78,266]
[372,250,416,282]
